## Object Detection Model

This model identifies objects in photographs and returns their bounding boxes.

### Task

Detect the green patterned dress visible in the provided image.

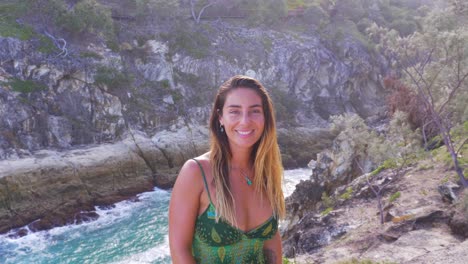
[191,159,278,264]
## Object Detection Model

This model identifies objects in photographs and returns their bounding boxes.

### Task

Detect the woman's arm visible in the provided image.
[169,160,202,264]
[263,231,282,264]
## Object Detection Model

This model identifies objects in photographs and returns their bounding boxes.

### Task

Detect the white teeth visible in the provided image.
[237,130,252,135]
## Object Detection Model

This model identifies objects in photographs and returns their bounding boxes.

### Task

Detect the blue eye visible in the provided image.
[229,110,240,115]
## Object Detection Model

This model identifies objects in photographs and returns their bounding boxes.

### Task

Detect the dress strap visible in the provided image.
[192,159,213,204]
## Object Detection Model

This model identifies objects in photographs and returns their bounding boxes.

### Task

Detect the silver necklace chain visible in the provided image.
[239,168,253,186]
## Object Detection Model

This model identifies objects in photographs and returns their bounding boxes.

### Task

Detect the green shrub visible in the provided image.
[8,78,47,93]
[390,19,417,36]
[339,187,353,200]
[321,207,333,216]
[37,35,58,54]
[80,51,104,60]
[388,191,401,203]
[0,2,34,40]
[59,0,114,38]
[94,66,134,90]
[321,192,335,208]
[370,164,385,176]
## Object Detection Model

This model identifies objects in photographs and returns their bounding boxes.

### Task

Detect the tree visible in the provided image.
[190,0,218,24]
[360,111,421,224]
[367,6,468,187]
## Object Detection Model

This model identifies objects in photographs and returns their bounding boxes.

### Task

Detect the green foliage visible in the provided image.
[60,0,114,37]
[321,191,335,208]
[321,206,333,216]
[37,35,58,54]
[388,191,401,203]
[160,79,171,90]
[459,190,468,218]
[339,187,353,200]
[330,113,386,167]
[431,123,468,169]
[8,78,47,93]
[0,2,34,40]
[105,39,120,52]
[94,66,134,90]
[370,164,385,176]
[282,256,298,264]
[80,51,104,60]
[330,111,421,180]
[389,19,417,37]
[135,0,180,22]
[286,0,305,10]
[452,123,468,170]
[161,26,211,59]
[242,0,288,25]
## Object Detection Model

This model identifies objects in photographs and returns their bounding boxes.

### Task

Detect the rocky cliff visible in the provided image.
[0,2,389,234]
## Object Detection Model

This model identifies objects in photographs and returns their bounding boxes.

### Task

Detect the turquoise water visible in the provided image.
[0,168,310,264]
[0,188,172,264]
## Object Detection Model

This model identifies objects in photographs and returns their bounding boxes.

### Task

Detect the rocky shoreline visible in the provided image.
[0,130,207,235]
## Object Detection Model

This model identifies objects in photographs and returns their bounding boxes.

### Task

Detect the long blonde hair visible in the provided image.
[209,75,285,224]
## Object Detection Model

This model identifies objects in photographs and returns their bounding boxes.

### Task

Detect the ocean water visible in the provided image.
[0,168,310,264]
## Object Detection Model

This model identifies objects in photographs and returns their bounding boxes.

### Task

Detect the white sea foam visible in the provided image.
[283,168,311,197]
[111,235,171,264]
[1,170,305,264]
[0,187,170,263]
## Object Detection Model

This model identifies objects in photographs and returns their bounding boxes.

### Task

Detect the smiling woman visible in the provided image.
[220,87,265,151]
[169,75,285,264]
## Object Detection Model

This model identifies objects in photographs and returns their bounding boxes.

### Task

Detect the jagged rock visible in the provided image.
[449,189,468,238]
[437,182,460,203]
[284,180,324,228]
[282,211,348,258]
[310,137,376,194]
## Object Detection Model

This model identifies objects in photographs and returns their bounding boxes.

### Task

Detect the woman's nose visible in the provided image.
[239,112,250,124]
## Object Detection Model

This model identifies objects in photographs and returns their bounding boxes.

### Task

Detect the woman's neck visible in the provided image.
[230,148,252,169]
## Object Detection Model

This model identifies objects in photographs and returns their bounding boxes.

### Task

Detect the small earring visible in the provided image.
[220,124,224,133]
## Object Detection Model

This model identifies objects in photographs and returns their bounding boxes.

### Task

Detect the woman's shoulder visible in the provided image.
[178,152,211,178]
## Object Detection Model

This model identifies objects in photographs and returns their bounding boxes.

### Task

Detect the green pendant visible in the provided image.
[245,176,252,186]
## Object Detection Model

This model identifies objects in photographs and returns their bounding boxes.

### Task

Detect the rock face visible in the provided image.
[0,129,208,234]
[0,19,388,160]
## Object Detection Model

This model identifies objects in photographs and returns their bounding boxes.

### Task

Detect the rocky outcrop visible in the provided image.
[449,189,468,238]
[282,159,467,263]
[0,128,208,234]
[0,17,388,161]
[282,210,348,258]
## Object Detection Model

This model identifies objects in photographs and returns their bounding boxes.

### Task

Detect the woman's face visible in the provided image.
[219,87,265,151]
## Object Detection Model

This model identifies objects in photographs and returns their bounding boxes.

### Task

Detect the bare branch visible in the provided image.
[438,71,468,114]
[190,0,217,24]
[456,137,468,155]
[44,31,68,57]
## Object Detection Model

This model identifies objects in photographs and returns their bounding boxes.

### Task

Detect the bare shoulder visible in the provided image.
[173,153,210,190]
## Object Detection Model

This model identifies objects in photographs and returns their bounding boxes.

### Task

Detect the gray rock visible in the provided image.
[438,182,460,203]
